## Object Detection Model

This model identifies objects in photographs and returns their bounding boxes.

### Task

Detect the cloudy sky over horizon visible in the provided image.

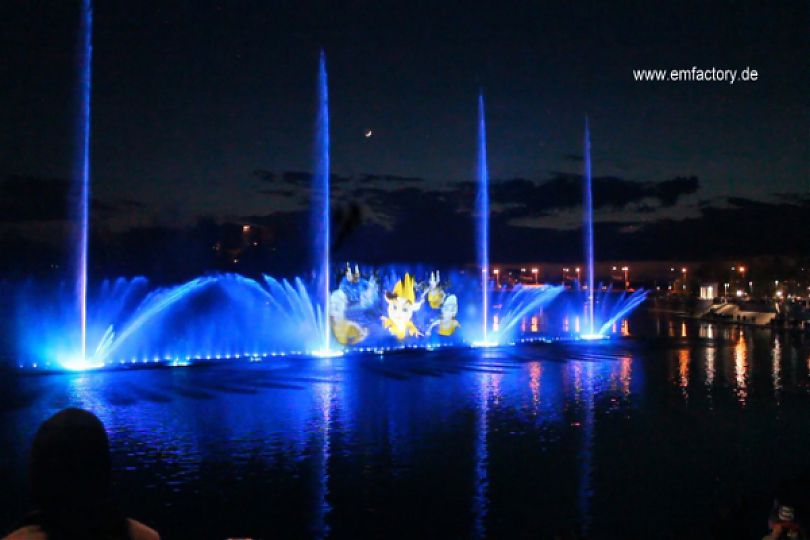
[1,0,807,264]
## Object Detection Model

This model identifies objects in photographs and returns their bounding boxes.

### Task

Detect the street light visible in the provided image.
[493,268,500,287]
[681,267,687,291]
[531,267,539,284]
[575,267,581,283]
[621,266,629,289]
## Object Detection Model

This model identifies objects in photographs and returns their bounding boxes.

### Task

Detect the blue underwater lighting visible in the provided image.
[8,50,650,373]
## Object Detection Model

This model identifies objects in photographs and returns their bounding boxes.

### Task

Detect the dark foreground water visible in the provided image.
[2,312,809,539]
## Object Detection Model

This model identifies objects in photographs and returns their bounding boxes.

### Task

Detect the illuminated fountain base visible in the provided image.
[310,349,344,359]
[471,341,500,349]
[10,267,647,372]
[578,333,609,341]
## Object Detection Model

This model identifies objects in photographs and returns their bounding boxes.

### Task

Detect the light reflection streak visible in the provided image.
[705,347,715,387]
[678,348,690,402]
[313,380,336,539]
[529,362,542,409]
[474,371,501,539]
[734,331,749,406]
[772,336,782,396]
[571,361,595,537]
[620,356,632,397]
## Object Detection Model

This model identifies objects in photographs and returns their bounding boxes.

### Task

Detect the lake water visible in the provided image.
[1,311,809,539]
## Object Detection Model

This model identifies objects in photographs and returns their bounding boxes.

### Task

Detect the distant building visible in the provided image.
[699,282,718,300]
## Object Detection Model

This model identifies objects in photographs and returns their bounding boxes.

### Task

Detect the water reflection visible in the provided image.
[620,356,632,397]
[313,380,336,539]
[474,368,502,539]
[734,330,749,406]
[529,362,542,410]
[570,361,595,537]
[772,336,782,396]
[705,346,716,388]
[1,318,809,539]
[678,348,690,402]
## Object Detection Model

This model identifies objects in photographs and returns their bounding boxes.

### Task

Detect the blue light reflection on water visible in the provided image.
[2,316,810,539]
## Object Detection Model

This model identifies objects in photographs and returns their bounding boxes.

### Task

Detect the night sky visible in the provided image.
[1,0,808,273]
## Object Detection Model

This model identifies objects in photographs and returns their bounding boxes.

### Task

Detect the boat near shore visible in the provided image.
[650,296,810,332]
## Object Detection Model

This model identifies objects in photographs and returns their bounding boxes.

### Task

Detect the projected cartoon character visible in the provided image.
[426,294,461,337]
[426,271,446,309]
[340,263,379,310]
[358,272,379,310]
[381,273,425,340]
[340,263,362,302]
[330,289,368,345]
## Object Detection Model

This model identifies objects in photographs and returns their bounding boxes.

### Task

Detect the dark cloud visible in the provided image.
[653,176,700,207]
[254,170,352,187]
[231,192,808,266]
[252,170,700,224]
[489,174,699,219]
[357,173,424,184]
[602,195,809,260]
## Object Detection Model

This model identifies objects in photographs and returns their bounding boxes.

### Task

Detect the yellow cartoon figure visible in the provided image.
[381,273,424,340]
[426,294,461,337]
[330,290,368,345]
[427,271,446,309]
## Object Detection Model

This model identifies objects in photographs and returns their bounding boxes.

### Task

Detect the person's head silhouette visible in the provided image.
[3,408,157,540]
[31,408,113,512]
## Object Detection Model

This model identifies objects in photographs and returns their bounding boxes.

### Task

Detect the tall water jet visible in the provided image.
[582,117,595,335]
[476,92,490,344]
[75,0,94,362]
[312,51,331,354]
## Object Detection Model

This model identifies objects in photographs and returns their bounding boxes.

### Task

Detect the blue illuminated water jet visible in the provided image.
[573,118,648,341]
[582,118,594,336]
[76,0,93,363]
[476,92,491,345]
[488,285,565,344]
[313,51,332,354]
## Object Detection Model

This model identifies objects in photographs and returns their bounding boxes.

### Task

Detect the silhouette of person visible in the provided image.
[2,408,159,540]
